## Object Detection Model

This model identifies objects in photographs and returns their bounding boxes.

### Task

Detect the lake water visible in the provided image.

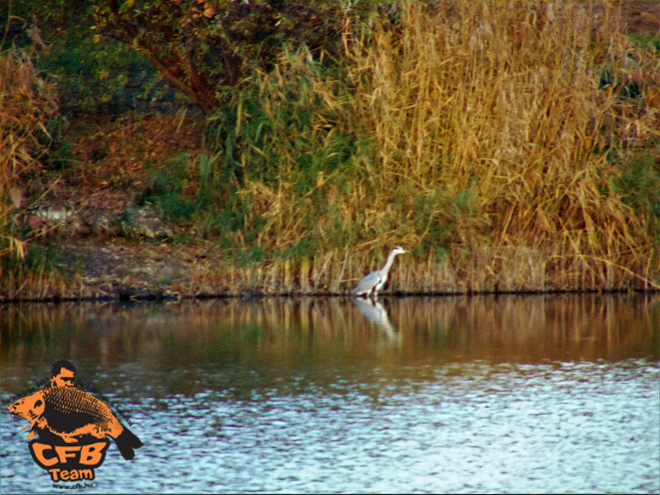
[1,294,659,493]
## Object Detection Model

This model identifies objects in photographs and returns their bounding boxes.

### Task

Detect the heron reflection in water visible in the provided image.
[352,296,398,339]
[353,247,407,299]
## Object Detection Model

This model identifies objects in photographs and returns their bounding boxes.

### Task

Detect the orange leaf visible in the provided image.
[203,4,215,19]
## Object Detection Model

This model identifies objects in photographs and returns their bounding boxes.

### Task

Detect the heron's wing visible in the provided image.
[353,270,381,294]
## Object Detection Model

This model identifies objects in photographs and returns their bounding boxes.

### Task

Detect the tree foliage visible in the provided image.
[1,0,175,116]
[94,0,375,114]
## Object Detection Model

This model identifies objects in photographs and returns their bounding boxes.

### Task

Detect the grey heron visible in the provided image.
[352,246,407,298]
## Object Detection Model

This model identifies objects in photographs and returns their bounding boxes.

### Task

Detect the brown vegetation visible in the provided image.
[1,0,659,301]
[0,48,60,259]
[342,1,660,291]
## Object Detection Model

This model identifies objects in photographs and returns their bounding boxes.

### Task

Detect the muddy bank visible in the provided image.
[2,234,658,303]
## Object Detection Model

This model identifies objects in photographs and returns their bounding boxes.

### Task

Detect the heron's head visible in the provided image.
[393,246,407,255]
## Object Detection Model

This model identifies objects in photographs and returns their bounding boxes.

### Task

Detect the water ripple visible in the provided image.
[3,360,657,493]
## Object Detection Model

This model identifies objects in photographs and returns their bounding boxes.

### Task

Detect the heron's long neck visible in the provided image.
[381,251,399,275]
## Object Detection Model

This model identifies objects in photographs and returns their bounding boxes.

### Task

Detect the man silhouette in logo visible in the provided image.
[32,360,78,443]
[8,360,80,444]
[50,360,76,388]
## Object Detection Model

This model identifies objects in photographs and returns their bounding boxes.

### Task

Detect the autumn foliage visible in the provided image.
[0,47,60,259]
[1,0,659,298]
[94,0,362,113]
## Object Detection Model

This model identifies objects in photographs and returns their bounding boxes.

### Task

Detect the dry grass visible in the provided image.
[343,0,658,287]
[199,0,659,293]
[0,47,68,298]
[0,47,60,258]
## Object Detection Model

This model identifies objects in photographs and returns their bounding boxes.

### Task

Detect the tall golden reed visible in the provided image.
[2,1,658,300]
[216,0,659,294]
[337,0,659,292]
[0,47,63,300]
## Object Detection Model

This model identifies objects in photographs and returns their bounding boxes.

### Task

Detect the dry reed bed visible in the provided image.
[226,0,659,293]
[196,248,659,295]
[1,47,60,260]
[343,0,660,289]
[0,244,658,302]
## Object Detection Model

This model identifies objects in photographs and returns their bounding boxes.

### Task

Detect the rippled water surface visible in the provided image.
[1,294,659,493]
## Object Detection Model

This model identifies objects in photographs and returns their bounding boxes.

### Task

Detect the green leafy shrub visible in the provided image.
[136,153,210,222]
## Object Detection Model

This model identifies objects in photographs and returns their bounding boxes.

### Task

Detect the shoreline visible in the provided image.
[2,288,659,305]
[2,238,657,303]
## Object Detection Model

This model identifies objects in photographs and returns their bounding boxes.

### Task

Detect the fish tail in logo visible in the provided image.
[8,360,143,483]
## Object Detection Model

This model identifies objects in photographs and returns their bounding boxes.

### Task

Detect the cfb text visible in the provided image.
[30,441,110,468]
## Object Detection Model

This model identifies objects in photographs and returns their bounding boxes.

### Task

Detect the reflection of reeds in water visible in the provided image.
[389,295,660,362]
[1,295,657,372]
